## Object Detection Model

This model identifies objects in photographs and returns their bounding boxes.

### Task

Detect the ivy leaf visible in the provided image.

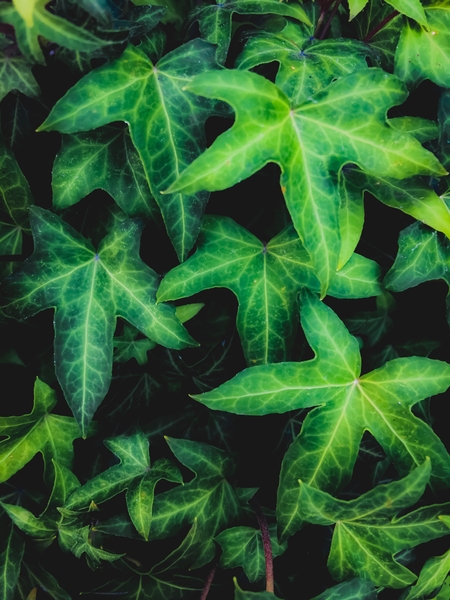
[311,578,377,599]
[38,39,223,261]
[216,524,287,583]
[234,580,281,599]
[52,125,159,220]
[69,0,114,25]
[64,431,182,541]
[0,378,82,485]
[191,288,450,540]
[297,460,450,588]
[150,437,242,568]
[389,116,439,142]
[345,291,395,347]
[186,0,311,64]
[158,215,381,365]
[0,515,24,600]
[403,546,450,600]
[0,54,40,101]
[17,559,71,600]
[0,208,197,435]
[395,5,450,89]
[58,524,124,568]
[165,69,445,295]
[0,0,114,64]
[236,17,371,105]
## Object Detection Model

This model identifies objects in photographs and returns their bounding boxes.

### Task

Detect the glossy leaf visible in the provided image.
[404,547,450,600]
[0,516,24,600]
[38,40,223,261]
[216,523,286,582]
[384,0,427,25]
[389,116,439,143]
[297,461,450,588]
[52,125,158,220]
[166,69,445,295]
[311,578,377,599]
[0,54,40,101]
[158,215,381,365]
[0,0,114,64]
[0,208,197,434]
[192,289,450,539]
[0,378,81,484]
[187,0,311,64]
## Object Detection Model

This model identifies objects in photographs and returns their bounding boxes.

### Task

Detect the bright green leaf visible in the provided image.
[389,116,439,143]
[165,69,445,295]
[404,547,450,600]
[58,524,124,567]
[0,54,40,101]
[38,40,223,261]
[0,208,197,434]
[384,0,427,26]
[158,215,381,365]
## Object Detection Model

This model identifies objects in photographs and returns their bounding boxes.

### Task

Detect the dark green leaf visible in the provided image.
[311,578,377,599]
[0,515,24,600]
[0,54,40,101]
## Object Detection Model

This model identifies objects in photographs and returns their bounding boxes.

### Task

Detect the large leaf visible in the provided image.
[0,0,114,64]
[0,54,40,101]
[64,431,182,541]
[165,69,445,295]
[38,39,223,261]
[0,208,197,435]
[191,289,450,539]
[0,378,81,485]
[158,215,381,365]
[297,460,450,588]
[52,124,158,220]
[186,0,311,64]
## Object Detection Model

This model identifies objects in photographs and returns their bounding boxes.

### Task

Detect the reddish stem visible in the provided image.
[363,10,399,43]
[199,563,217,600]
[250,499,274,594]
[318,0,342,40]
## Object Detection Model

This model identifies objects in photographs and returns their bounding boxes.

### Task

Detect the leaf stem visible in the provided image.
[363,10,399,43]
[250,499,274,593]
[318,0,342,40]
[199,563,217,600]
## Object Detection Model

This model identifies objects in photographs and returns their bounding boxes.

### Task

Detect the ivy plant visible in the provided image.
[0,0,450,598]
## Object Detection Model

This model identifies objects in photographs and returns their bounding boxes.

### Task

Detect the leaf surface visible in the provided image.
[0,516,24,600]
[0,54,40,101]
[166,69,445,294]
[311,578,377,599]
[404,546,450,600]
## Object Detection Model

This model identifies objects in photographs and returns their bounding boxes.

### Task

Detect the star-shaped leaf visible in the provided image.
[158,215,381,365]
[0,53,40,101]
[165,68,445,295]
[0,207,197,435]
[38,39,223,261]
[52,124,158,220]
[0,0,114,64]
[191,288,450,540]
[0,378,82,485]
[64,431,181,541]
[297,460,450,588]
[186,0,311,64]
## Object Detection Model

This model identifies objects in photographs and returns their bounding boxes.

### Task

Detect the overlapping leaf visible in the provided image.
[166,68,445,295]
[38,39,223,261]
[52,125,158,220]
[186,0,311,64]
[17,559,71,600]
[404,544,450,600]
[0,207,197,435]
[0,378,82,485]
[349,0,426,23]
[64,431,182,541]
[158,215,381,365]
[0,0,114,64]
[0,54,40,101]
[297,460,450,588]
[311,578,377,599]
[191,288,450,540]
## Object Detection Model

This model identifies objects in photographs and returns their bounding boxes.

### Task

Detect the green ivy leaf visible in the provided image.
[0,0,114,64]
[0,136,32,228]
[165,69,445,295]
[0,208,197,435]
[158,215,381,365]
[383,0,427,26]
[150,437,242,568]
[297,460,450,588]
[0,54,40,101]
[191,289,450,539]
[345,291,395,347]
[52,124,159,220]
[216,523,286,583]
[64,431,182,541]
[68,0,113,25]
[0,515,24,600]
[187,0,311,64]
[404,546,450,600]
[234,579,281,599]
[0,378,82,484]
[58,524,124,567]
[389,116,439,142]
[18,559,71,600]
[311,578,377,599]
[38,40,223,261]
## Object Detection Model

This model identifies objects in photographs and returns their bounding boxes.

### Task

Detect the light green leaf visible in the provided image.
[216,523,286,582]
[0,516,24,600]
[158,215,381,365]
[187,0,311,64]
[236,17,371,106]
[58,524,124,567]
[150,437,242,568]
[348,0,369,20]
[191,289,450,539]
[38,40,223,261]
[52,125,158,220]
[404,547,450,600]
[311,578,377,599]
[384,0,427,26]
[389,116,439,143]
[1,502,56,541]
[0,54,40,101]
[64,431,182,541]
[395,5,450,89]
[0,378,81,484]
[297,461,450,588]
[0,0,114,64]
[0,208,197,435]
[165,69,445,295]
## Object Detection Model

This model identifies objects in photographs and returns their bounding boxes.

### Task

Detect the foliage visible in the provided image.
[0,0,449,598]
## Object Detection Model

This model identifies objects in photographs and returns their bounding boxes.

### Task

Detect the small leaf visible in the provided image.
[234,579,281,599]
[311,578,377,599]
[0,54,40,101]
[404,546,450,600]
[0,516,25,600]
